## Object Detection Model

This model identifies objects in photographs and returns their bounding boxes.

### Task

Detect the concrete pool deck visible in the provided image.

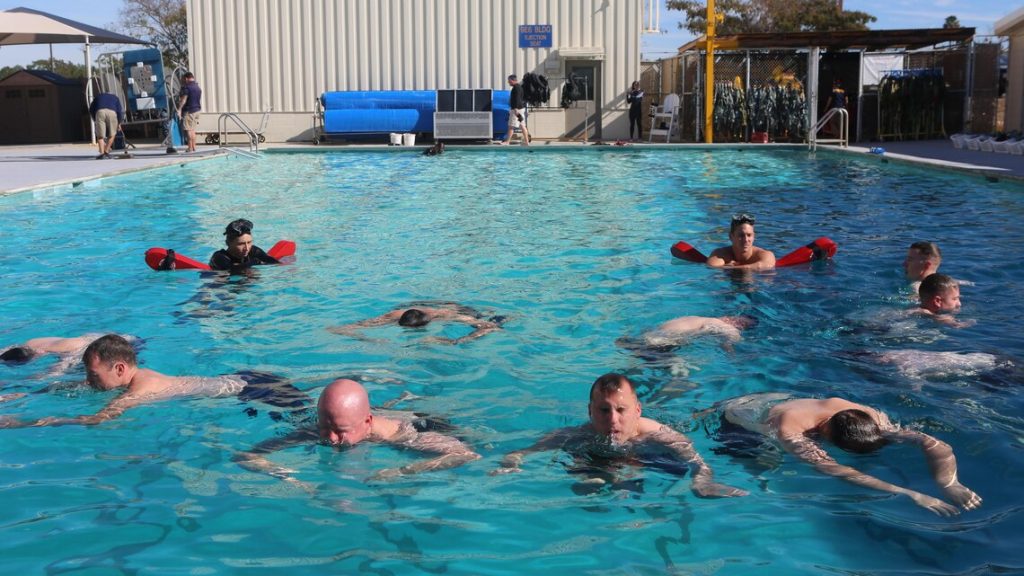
[1,139,1021,196]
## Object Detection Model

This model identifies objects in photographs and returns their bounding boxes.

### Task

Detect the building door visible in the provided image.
[566,61,602,140]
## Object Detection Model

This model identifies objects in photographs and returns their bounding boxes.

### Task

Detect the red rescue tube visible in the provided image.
[669,241,708,263]
[775,237,837,267]
[145,248,211,271]
[145,240,297,271]
[670,236,837,267]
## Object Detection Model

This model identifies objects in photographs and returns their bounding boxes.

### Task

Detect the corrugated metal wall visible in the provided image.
[187,0,641,116]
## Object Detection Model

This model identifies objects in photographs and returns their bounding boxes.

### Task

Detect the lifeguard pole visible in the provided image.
[703,0,721,143]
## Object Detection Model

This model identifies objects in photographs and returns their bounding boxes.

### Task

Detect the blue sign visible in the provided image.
[518,25,552,48]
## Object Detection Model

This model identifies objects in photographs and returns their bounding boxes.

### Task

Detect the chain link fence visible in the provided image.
[648,41,1002,143]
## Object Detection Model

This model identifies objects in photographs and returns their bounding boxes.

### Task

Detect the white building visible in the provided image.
[186,0,648,142]
[995,6,1024,134]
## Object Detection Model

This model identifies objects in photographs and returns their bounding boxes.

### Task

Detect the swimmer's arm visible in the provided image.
[9,395,142,428]
[249,246,280,265]
[780,434,962,516]
[705,248,730,268]
[44,353,82,378]
[327,311,403,336]
[650,426,748,498]
[372,432,480,480]
[442,318,502,345]
[490,428,575,475]
[888,429,982,512]
[234,428,318,482]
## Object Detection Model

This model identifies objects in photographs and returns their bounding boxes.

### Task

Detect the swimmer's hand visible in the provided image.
[367,467,407,482]
[0,415,28,428]
[907,491,961,516]
[421,336,457,345]
[692,478,748,498]
[490,453,525,475]
[943,482,982,512]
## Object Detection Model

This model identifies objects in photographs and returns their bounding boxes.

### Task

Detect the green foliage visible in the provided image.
[667,0,876,36]
[943,16,961,29]
[0,59,87,80]
[119,0,188,69]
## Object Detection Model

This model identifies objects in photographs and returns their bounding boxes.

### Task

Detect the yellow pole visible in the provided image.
[704,0,717,143]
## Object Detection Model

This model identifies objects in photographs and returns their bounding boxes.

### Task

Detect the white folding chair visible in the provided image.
[648,94,680,143]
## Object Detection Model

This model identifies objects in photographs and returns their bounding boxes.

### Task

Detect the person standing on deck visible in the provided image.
[176,72,202,153]
[502,74,531,146]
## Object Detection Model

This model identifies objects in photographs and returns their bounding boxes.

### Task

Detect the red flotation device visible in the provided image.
[670,237,836,267]
[145,240,296,271]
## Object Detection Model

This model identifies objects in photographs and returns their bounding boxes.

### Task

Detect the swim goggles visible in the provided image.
[731,213,755,225]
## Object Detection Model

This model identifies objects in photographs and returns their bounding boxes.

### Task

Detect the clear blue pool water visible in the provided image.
[1,147,1022,574]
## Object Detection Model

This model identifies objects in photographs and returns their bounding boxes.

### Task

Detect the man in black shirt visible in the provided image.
[502,74,531,145]
[208,218,279,271]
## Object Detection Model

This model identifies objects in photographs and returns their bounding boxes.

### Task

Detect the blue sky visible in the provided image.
[1,0,1017,69]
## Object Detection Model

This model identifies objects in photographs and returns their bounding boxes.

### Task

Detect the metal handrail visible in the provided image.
[810,108,848,150]
[218,113,259,152]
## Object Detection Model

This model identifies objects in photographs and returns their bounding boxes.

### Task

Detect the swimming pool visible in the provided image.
[1,147,1022,573]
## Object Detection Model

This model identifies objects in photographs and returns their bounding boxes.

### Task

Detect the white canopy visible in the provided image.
[0,7,151,143]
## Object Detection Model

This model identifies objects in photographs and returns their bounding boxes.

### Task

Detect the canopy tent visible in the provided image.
[0,6,151,143]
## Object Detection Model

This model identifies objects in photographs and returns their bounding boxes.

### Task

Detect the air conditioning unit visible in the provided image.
[434,112,492,138]
[433,89,493,139]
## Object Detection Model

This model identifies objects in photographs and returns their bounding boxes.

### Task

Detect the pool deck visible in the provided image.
[1,138,1021,196]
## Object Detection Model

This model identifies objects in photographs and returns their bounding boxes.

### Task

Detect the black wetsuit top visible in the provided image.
[510,84,526,110]
[208,246,279,271]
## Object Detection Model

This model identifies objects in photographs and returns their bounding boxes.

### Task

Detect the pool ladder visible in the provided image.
[217,113,260,158]
[809,108,848,151]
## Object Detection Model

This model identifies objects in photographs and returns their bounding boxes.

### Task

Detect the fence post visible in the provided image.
[807,46,820,146]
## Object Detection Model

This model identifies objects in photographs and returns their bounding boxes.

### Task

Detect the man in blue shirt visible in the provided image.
[176,71,202,153]
[88,93,123,159]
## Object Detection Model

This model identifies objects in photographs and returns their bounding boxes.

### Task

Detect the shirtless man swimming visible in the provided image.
[915,273,972,328]
[492,373,747,498]
[329,301,503,345]
[706,214,776,271]
[0,334,308,428]
[903,241,942,293]
[712,393,982,516]
[234,379,479,485]
[1,333,137,376]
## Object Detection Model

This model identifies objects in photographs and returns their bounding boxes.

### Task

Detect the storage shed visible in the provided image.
[0,69,84,144]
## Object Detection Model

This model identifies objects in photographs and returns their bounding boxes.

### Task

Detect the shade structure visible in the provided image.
[0,6,151,143]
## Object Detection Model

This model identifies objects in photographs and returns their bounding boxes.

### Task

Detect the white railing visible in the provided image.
[217,113,260,153]
[810,107,848,150]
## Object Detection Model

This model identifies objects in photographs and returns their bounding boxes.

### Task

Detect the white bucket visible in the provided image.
[389,133,401,146]
[402,133,416,147]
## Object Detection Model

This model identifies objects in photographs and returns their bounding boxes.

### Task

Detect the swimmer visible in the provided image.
[706,214,776,271]
[208,218,280,271]
[328,302,504,345]
[423,141,445,156]
[863,350,1012,381]
[0,334,309,428]
[904,241,942,292]
[1,333,138,377]
[491,373,747,499]
[710,393,981,516]
[234,379,479,485]
[915,273,972,328]
[618,315,757,355]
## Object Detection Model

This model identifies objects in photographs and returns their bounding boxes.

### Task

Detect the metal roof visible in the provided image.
[677,27,976,53]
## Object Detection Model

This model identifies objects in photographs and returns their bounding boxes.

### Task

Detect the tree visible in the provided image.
[943,16,961,29]
[667,0,876,36]
[119,0,188,69]
[29,59,88,78]
[0,59,87,80]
